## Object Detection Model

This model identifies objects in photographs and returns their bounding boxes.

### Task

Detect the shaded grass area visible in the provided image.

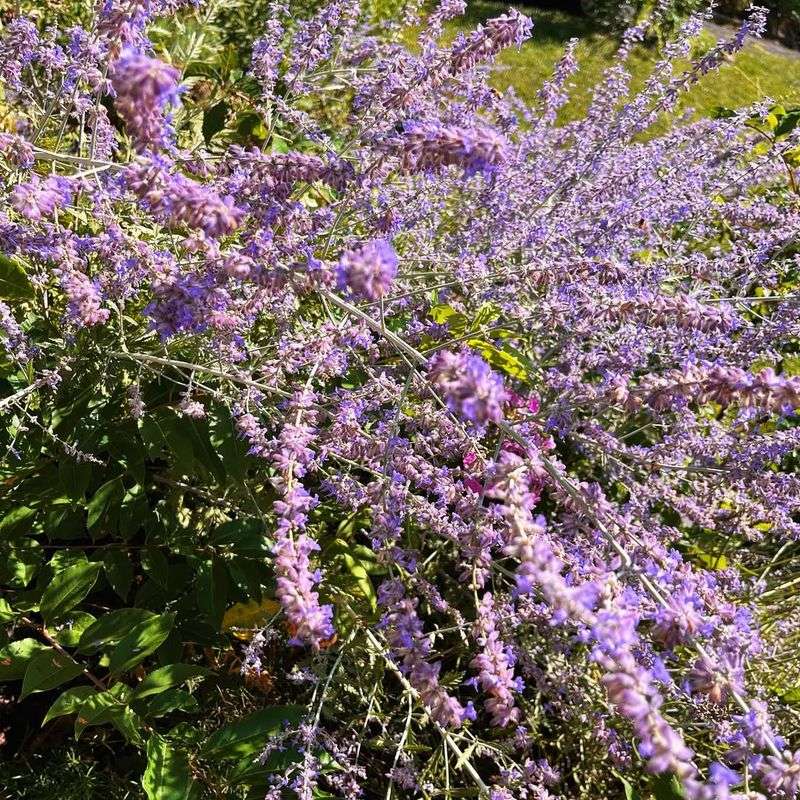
[447,2,800,122]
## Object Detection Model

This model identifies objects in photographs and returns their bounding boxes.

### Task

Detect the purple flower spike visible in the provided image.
[429,349,508,426]
[337,239,398,301]
[111,49,181,152]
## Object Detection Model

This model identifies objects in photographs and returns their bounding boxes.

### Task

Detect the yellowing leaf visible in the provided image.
[686,546,728,571]
[222,598,281,639]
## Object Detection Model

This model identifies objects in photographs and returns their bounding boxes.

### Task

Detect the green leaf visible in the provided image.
[429,304,468,333]
[0,254,33,299]
[133,664,211,700]
[652,773,686,800]
[58,459,92,500]
[202,706,304,760]
[141,547,170,588]
[468,338,533,380]
[203,102,229,143]
[210,414,252,485]
[197,558,229,630]
[2,537,42,587]
[614,771,641,800]
[108,613,175,676]
[78,608,157,654]
[780,685,800,704]
[20,648,84,698]
[143,735,193,800]
[0,597,15,622]
[0,638,49,680]
[87,478,125,535]
[470,302,500,330]
[40,561,102,623]
[74,689,143,744]
[43,686,97,725]
[775,109,800,138]
[210,519,267,559]
[103,550,134,600]
[52,612,97,647]
[0,505,36,537]
[137,688,199,718]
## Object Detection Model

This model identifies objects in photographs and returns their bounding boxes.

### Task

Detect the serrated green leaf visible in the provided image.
[429,304,468,333]
[21,648,83,698]
[468,339,532,380]
[40,561,102,623]
[108,613,175,676]
[775,109,800,138]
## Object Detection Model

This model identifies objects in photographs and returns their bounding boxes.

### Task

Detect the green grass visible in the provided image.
[444,2,800,123]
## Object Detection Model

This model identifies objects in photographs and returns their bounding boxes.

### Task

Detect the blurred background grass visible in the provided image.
[441,2,800,123]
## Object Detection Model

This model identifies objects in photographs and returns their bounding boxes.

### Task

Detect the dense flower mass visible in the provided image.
[429,349,508,426]
[111,49,181,151]
[1,1,800,798]
[336,239,398,300]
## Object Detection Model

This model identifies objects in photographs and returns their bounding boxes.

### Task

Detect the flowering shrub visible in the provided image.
[2,1,800,798]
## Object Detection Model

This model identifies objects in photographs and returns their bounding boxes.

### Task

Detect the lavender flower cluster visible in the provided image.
[2,0,800,796]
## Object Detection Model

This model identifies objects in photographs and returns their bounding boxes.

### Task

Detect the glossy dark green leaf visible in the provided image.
[20,648,84,698]
[203,102,229,142]
[0,505,36,537]
[3,538,42,587]
[652,773,686,800]
[210,414,251,484]
[775,109,800,138]
[52,611,96,647]
[141,547,170,588]
[77,608,157,653]
[108,613,175,676]
[58,459,92,500]
[197,558,229,630]
[133,664,211,699]
[103,550,134,600]
[43,686,97,724]
[74,689,143,744]
[210,519,267,559]
[143,735,193,800]
[202,706,304,760]
[40,561,102,623]
[0,638,49,680]
[86,477,124,535]
[137,687,199,718]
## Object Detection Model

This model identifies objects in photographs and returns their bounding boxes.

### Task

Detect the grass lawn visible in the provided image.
[445,2,800,123]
